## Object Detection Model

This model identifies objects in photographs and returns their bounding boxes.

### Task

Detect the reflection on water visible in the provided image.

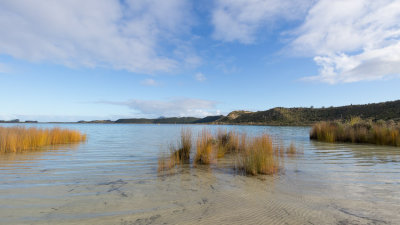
[0,143,80,171]
[0,124,399,224]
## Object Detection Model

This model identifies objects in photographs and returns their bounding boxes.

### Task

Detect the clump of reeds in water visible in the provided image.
[235,134,281,176]
[158,128,300,176]
[0,126,87,153]
[215,129,241,158]
[158,128,192,172]
[310,117,400,147]
[194,129,214,165]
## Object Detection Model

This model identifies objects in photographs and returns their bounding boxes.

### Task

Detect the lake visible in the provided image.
[0,124,399,224]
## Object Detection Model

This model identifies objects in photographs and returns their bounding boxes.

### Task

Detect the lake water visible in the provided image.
[0,124,399,225]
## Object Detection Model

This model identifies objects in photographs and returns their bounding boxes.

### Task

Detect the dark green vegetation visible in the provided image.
[86,100,400,125]
[114,116,224,124]
[310,117,400,147]
[216,100,400,125]
[5,100,399,125]
[115,117,201,124]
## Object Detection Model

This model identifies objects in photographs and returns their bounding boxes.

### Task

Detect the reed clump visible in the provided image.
[215,129,241,158]
[194,129,214,165]
[286,142,298,155]
[0,126,87,153]
[159,128,300,176]
[310,117,400,147]
[235,134,281,175]
[157,144,181,172]
[173,128,192,162]
[158,128,192,172]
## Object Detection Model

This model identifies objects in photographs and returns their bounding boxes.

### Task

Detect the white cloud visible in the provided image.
[101,98,218,117]
[140,78,159,86]
[195,72,206,82]
[292,0,400,83]
[0,0,195,73]
[211,0,314,44]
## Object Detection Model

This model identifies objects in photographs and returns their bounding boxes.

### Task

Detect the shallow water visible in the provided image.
[0,124,399,224]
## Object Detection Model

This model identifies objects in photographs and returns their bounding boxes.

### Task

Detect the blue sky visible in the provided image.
[1,0,400,122]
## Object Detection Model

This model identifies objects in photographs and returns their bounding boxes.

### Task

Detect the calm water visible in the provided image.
[0,124,399,225]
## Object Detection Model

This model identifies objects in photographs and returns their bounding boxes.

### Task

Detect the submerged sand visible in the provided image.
[1,124,399,224]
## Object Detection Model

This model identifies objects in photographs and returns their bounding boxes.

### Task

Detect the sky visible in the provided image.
[1,0,400,122]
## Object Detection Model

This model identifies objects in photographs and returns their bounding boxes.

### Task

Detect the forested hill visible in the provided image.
[215,100,400,125]
[114,116,224,124]
[73,100,400,125]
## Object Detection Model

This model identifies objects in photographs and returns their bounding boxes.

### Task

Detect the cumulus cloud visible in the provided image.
[140,78,159,86]
[0,0,195,73]
[211,0,314,44]
[292,0,400,83]
[195,72,206,82]
[101,98,218,117]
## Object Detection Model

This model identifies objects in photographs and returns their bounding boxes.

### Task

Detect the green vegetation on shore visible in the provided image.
[216,100,400,125]
[0,126,87,153]
[310,117,400,147]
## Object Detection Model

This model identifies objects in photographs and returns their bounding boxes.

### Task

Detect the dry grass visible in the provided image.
[194,129,214,165]
[215,129,241,158]
[174,128,192,162]
[235,134,280,176]
[286,142,298,156]
[157,144,181,172]
[0,126,87,153]
[157,128,192,172]
[159,128,300,176]
[310,118,400,147]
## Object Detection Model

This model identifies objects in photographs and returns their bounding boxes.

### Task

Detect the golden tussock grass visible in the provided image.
[286,142,299,156]
[158,128,192,172]
[215,129,241,158]
[194,129,214,165]
[158,128,300,176]
[157,144,181,172]
[310,117,400,147]
[0,126,87,153]
[235,134,280,176]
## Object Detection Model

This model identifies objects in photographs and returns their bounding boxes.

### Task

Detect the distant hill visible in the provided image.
[71,100,400,126]
[3,100,399,126]
[192,115,224,123]
[115,117,201,124]
[215,100,400,125]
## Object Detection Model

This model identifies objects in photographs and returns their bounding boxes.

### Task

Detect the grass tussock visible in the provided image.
[158,128,192,172]
[157,144,181,172]
[0,126,87,153]
[194,129,214,165]
[159,128,300,176]
[235,134,280,176]
[215,129,241,158]
[174,128,192,162]
[310,117,400,147]
[286,142,299,156]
